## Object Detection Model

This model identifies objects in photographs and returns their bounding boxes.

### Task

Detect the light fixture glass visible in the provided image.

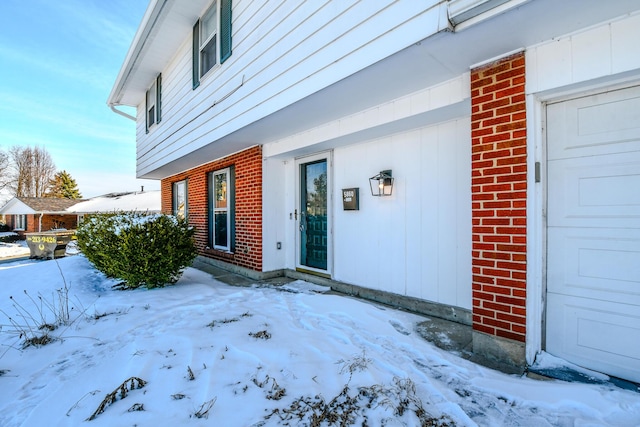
[369,170,394,196]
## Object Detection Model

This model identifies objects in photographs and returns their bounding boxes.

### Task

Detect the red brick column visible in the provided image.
[471,52,527,343]
[161,146,263,271]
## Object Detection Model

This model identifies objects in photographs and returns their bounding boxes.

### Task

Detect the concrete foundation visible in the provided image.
[472,330,526,368]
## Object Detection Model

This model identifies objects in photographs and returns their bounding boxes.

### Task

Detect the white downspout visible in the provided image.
[109,104,136,121]
[38,213,43,232]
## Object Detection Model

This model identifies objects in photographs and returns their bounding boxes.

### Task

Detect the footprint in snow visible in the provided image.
[389,320,411,336]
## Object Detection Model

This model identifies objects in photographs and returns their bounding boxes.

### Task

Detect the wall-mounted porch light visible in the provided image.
[369,170,394,196]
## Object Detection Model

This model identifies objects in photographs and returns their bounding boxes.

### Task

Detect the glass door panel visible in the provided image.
[299,159,328,270]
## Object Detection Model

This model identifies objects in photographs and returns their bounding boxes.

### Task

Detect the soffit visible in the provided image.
[108,0,211,107]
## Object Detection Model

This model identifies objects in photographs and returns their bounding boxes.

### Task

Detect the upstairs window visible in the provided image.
[200,5,218,77]
[193,0,232,89]
[145,74,162,133]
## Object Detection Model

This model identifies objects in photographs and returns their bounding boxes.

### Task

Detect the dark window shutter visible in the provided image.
[192,20,200,89]
[145,89,149,134]
[184,178,189,218]
[229,165,235,251]
[220,0,232,64]
[156,74,162,123]
[207,172,213,247]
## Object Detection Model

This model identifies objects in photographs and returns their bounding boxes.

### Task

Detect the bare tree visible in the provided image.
[0,149,10,192]
[9,146,57,197]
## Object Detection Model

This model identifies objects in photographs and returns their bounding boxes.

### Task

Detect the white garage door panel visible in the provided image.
[547,228,640,304]
[547,85,640,160]
[548,152,640,228]
[546,84,640,383]
[546,294,640,383]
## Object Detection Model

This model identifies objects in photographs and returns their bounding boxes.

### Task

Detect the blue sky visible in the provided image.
[0,0,157,198]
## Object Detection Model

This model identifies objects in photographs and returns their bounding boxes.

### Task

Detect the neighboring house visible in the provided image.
[0,197,82,236]
[66,190,161,216]
[107,0,640,383]
[0,190,161,235]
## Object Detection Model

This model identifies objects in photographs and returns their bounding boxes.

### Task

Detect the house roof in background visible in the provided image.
[19,197,82,212]
[0,191,161,215]
[67,190,161,213]
[0,197,82,215]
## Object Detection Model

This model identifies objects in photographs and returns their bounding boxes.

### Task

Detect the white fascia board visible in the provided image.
[107,0,162,108]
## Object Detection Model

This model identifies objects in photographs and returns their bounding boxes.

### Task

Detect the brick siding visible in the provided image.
[470,52,527,343]
[41,214,78,231]
[161,146,263,271]
[9,214,78,237]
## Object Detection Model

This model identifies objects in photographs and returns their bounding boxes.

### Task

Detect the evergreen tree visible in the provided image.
[46,170,82,199]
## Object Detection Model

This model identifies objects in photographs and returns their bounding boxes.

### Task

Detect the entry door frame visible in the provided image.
[295,151,333,277]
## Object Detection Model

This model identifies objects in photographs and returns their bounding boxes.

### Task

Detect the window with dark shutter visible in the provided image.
[192,1,232,89]
[145,74,162,132]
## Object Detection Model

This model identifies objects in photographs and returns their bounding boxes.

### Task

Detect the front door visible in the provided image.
[297,154,331,274]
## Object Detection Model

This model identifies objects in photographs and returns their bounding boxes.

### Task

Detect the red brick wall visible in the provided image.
[161,146,263,271]
[27,215,36,233]
[471,52,527,343]
[9,214,78,236]
[41,214,78,231]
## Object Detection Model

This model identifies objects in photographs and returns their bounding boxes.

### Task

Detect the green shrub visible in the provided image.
[76,212,197,289]
[0,232,20,243]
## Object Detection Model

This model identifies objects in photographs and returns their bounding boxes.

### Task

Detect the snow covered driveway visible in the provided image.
[0,256,638,426]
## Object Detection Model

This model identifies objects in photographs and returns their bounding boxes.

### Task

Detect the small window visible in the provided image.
[14,214,26,230]
[199,5,217,77]
[145,74,162,133]
[173,180,188,219]
[209,167,234,251]
[193,0,232,89]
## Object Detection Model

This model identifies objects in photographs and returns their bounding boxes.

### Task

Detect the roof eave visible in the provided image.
[107,0,211,108]
[107,0,163,108]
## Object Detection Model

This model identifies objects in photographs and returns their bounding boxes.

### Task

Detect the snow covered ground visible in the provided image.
[0,237,30,259]
[0,256,638,426]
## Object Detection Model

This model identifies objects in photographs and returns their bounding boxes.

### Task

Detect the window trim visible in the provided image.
[172,180,188,219]
[208,166,235,252]
[198,4,218,78]
[192,0,232,89]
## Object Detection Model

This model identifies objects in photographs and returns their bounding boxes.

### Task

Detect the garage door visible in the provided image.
[546,85,640,383]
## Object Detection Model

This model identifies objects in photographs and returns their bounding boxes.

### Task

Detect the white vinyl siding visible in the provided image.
[136,0,447,178]
[262,115,472,310]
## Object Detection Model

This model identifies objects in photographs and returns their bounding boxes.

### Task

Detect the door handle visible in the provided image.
[299,212,306,231]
